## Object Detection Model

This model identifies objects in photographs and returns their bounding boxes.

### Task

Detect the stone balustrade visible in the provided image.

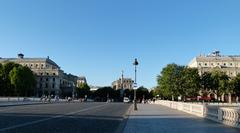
[155,100,240,128]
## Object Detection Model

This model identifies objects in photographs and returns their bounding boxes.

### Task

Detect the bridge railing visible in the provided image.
[155,100,240,128]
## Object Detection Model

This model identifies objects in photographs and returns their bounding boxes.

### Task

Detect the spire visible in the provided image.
[121,70,124,89]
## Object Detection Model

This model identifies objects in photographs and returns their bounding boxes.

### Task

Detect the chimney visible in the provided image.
[18,53,24,59]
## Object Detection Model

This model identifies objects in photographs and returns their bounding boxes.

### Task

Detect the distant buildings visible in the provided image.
[77,76,87,87]
[0,53,82,97]
[112,72,134,90]
[188,51,240,77]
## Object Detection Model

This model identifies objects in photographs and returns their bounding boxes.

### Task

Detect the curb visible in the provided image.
[115,104,134,133]
[0,102,46,107]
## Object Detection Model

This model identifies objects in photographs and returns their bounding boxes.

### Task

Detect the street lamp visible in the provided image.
[133,58,139,111]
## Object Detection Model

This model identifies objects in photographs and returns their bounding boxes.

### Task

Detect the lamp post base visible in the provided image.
[134,100,138,111]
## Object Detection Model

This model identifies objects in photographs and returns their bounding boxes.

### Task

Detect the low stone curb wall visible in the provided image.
[155,100,240,129]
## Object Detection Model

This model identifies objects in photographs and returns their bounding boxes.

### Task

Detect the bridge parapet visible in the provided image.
[155,100,240,129]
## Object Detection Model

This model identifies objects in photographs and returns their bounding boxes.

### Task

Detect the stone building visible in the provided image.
[112,72,134,90]
[0,53,78,97]
[188,51,240,102]
[188,51,240,77]
[77,76,87,87]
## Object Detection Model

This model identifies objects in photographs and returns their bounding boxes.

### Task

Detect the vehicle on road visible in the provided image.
[123,97,130,103]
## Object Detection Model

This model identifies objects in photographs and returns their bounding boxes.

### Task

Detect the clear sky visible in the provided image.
[0,0,240,88]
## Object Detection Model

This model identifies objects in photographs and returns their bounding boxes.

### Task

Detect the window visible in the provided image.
[46,78,49,81]
[40,78,43,81]
[52,84,55,89]
[53,73,56,76]
[230,63,233,66]
[198,63,201,66]
[45,83,48,88]
[53,78,55,82]
[205,63,207,66]
[46,73,49,75]
[40,73,43,75]
[224,63,226,66]
[211,63,214,66]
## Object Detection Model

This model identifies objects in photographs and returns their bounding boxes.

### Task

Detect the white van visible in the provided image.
[123,97,130,103]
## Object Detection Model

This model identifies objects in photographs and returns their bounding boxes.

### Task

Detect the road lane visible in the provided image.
[0,102,131,133]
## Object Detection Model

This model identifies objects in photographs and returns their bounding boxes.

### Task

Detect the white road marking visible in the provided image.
[0,103,108,132]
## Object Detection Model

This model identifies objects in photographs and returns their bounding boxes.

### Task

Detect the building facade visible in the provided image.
[188,51,240,77]
[112,78,134,90]
[77,76,87,87]
[0,54,78,97]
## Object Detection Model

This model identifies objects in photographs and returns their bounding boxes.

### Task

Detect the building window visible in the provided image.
[45,83,48,88]
[46,78,49,81]
[40,78,43,81]
[211,63,214,66]
[205,63,207,66]
[40,73,43,75]
[224,63,226,66]
[52,84,55,89]
[53,73,56,76]
[46,73,49,75]
[230,63,233,66]
[53,78,55,82]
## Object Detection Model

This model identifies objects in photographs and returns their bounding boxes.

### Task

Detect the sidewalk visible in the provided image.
[123,104,240,133]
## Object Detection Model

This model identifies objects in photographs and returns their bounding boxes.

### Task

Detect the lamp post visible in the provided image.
[133,58,139,111]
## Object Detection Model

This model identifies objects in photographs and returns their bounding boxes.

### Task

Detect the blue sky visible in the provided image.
[0,0,240,88]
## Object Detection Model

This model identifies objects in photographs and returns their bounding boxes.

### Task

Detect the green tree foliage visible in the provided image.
[157,64,184,100]
[9,66,36,96]
[181,68,201,98]
[200,72,214,96]
[0,62,36,96]
[156,63,240,102]
[230,74,240,96]
[136,86,150,100]
[211,70,229,99]
[0,64,3,95]
[93,87,116,102]
[76,83,91,98]
[2,62,20,96]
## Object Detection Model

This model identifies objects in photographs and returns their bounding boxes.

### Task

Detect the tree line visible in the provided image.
[0,62,36,97]
[155,63,240,102]
[75,83,154,102]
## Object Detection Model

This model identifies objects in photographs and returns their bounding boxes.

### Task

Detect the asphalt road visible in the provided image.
[0,102,132,133]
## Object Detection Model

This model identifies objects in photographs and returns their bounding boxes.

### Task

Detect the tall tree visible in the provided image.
[76,83,91,98]
[93,87,115,102]
[2,62,20,96]
[200,72,214,96]
[181,68,201,99]
[0,64,3,96]
[211,70,229,101]
[9,66,36,96]
[157,63,184,100]
[230,74,240,99]
[136,86,149,100]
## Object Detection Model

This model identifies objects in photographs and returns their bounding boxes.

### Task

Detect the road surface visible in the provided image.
[0,102,131,133]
